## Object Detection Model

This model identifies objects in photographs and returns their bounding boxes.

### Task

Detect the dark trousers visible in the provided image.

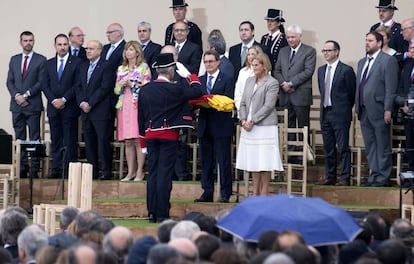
[83,118,112,177]
[12,111,41,173]
[146,139,177,219]
[287,104,310,142]
[199,134,232,200]
[49,114,78,174]
[403,117,414,171]
[174,129,190,180]
[321,108,351,181]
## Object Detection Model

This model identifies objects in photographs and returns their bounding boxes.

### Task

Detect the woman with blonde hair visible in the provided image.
[115,40,151,181]
[236,53,283,195]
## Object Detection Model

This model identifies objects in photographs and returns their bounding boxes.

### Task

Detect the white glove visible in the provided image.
[141,147,147,154]
[176,62,191,78]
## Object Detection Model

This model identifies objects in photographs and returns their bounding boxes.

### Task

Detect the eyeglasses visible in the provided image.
[174,29,187,32]
[321,49,336,53]
[401,26,414,32]
[138,29,148,33]
[203,60,218,64]
[106,30,119,34]
[73,34,85,37]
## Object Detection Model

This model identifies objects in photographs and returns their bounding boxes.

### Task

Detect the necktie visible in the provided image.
[22,55,29,79]
[57,58,64,80]
[240,46,247,67]
[206,75,214,94]
[87,62,96,84]
[73,48,79,56]
[323,65,332,107]
[141,44,146,50]
[175,44,181,54]
[290,50,296,64]
[411,68,414,83]
[359,57,373,106]
[106,44,115,60]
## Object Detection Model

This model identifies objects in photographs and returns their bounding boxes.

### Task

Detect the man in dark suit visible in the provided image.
[138,53,203,223]
[69,27,87,61]
[101,22,126,143]
[76,40,115,180]
[173,21,202,74]
[138,21,162,79]
[398,19,414,63]
[395,39,414,171]
[229,21,270,81]
[273,24,316,148]
[370,0,406,54]
[355,31,398,186]
[194,50,234,203]
[6,31,46,178]
[317,40,356,186]
[42,34,81,178]
[165,0,202,53]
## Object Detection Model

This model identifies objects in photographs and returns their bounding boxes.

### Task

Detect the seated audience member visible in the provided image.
[158,219,178,243]
[147,244,181,264]
[127,235,158,264]
[376,239,408,264]
[170,220,201,240]
[263,252,294,264]
[257,230,279,252]
[362,213,389,250]
[66,242,99,264]
[284,244,317,264]
[35,246,60,264]
[389,218,414,262]
[17,225,49,264]
[103,226,134,263]
[194,234,220,262]
[249,251,273,264]
[49,206,80,246]
[168,237,199,262]
[272,230,306,251]
[193,215,219,237]
[211,248,248,264]
[0,207,28,261]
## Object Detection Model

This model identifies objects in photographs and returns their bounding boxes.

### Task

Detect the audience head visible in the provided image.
[258,230,279,252]
[161,45,178,62]
[375,0,396,23]
[171,1,188,22]
[389,218,414,247]
[106,22,124,43]
[103,226,134,263]
[0,247,12,264]
[170,220,200,240]
[0,206,28,245]
[263,252,294,264]
[19,31,35,53]
[375,25,392,47]
[363,213,389,241]
[137,21,152,43]
[168,237,199,262]
[60,206,80,231]
[322,40,340,64]
[366,31,384,54]
[245,45,264,68]
[158,219,178,243]
[208,37,226,55]
[211,248,248,264]
[204,50,221,74]
[127,235,158,264]
[67,242,98,264]
[252,52,272,76]
[194,234,220,261]
[147,244,181,264]
[17,225,48,263]
[35,246,60,264]
[375,238,408,264]
[249,251,273,264]
[273,230,306,251]
[401,18,414,41]
[284,244,317,264]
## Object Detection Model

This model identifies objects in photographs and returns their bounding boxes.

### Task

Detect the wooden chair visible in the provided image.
[0,140,21,209]
[33,162,93,235]
[349,112,365,186]
[279,126,309,197]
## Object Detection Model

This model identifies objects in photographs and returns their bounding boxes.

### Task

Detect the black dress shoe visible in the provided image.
[148,214,156,223]
[219,198,229,203]
[194,197,213,202]
[99,174,112,180]
[316,179,336,185]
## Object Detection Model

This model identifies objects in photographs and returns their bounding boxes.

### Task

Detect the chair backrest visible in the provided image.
[67,162,93,210]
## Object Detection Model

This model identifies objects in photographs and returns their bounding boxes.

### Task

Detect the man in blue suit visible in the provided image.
[6,31,46,178]
[76,40,116,180]
[194,50,234,203]
[43,34,81,178]
[317,40,356,186]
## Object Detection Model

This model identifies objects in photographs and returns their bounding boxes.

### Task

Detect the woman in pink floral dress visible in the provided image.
[114,41,151,181]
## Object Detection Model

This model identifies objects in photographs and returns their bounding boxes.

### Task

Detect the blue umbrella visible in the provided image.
[217,194,362,246]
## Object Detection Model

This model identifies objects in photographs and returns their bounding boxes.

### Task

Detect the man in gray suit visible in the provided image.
[273,24,316,154]
[6,31,46,178]
[355,31,398,187]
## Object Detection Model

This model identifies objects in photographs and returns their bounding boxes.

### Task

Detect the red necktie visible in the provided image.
[22,55,29,79]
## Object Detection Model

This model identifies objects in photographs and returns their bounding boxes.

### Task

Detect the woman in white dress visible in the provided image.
[234,45,265,114]
[236,53,283,196]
